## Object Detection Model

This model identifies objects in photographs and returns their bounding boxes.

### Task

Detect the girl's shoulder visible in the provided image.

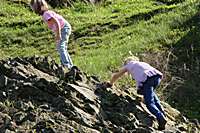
[43,10,57,15]
[42,10,57,17]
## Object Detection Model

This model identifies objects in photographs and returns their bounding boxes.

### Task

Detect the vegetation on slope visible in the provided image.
[0,0,200,120]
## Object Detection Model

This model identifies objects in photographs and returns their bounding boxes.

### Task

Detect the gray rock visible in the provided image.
[0,75,8,88]
[0,56,199,133]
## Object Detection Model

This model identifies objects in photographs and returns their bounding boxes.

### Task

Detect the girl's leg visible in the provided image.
[153,76,166,116]
[143,76,167,130]
[154,94,165,116]
[143,85,164,120]
[57,26,73,69]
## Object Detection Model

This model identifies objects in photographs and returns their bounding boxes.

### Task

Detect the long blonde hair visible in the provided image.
[30,0,49,15]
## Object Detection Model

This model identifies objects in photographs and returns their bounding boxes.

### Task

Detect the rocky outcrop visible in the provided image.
[0,56,199,133]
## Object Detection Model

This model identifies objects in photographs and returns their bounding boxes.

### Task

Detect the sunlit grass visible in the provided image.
[0,0,199,76]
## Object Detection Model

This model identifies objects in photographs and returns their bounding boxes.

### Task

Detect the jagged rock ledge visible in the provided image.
[0,56,199,133]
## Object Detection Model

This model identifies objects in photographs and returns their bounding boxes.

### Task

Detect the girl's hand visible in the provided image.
[106,81,113,87]
[47,17,62,43]
[55,35,61,50]
[55,35,61,43]
[102,81,113,88]
[56,43,59,51]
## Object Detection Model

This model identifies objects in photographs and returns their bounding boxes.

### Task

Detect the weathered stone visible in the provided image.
[0,56,199,133]
[4,114,11,126]
[39,104,50,110]
[0,75,8,88]
[27,111,36,122]
[13,101,24,110]
[135,127,152,133]
[13,112,26,124]
[5,129,15,133]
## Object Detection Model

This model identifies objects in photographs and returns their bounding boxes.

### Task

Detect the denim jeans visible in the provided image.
[142,75,165,121]
[57,23,73,69]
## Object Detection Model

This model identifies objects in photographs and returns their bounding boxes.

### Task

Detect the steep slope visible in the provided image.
[162,9,200,120]
[0,0,200,124]
[0,56,199,132]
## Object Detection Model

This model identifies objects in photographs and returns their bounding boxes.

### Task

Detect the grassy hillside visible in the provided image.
[0,0,200,119]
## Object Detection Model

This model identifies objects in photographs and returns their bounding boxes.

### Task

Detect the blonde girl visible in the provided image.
[107,55,167,130]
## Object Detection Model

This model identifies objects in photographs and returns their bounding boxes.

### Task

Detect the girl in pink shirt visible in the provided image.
[107,56,167,130]
[30,0,73,69]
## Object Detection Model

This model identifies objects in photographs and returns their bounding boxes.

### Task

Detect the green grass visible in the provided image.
[0,0,198,77]
[0,0,198,74]
[0,0,200,119]
[72,1,198,77]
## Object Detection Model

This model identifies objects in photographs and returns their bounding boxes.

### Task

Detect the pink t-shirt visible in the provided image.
[124,61,163,89]
[42,10,65,32]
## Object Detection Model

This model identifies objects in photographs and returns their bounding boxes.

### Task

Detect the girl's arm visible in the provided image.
[47,17,61,42]
[109,67,128,85]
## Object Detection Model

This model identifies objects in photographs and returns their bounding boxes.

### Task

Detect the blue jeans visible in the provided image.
[142,75,165,121]
[57,23,73,69]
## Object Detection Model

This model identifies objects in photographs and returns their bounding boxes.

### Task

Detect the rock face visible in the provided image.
[0,56,199,133]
